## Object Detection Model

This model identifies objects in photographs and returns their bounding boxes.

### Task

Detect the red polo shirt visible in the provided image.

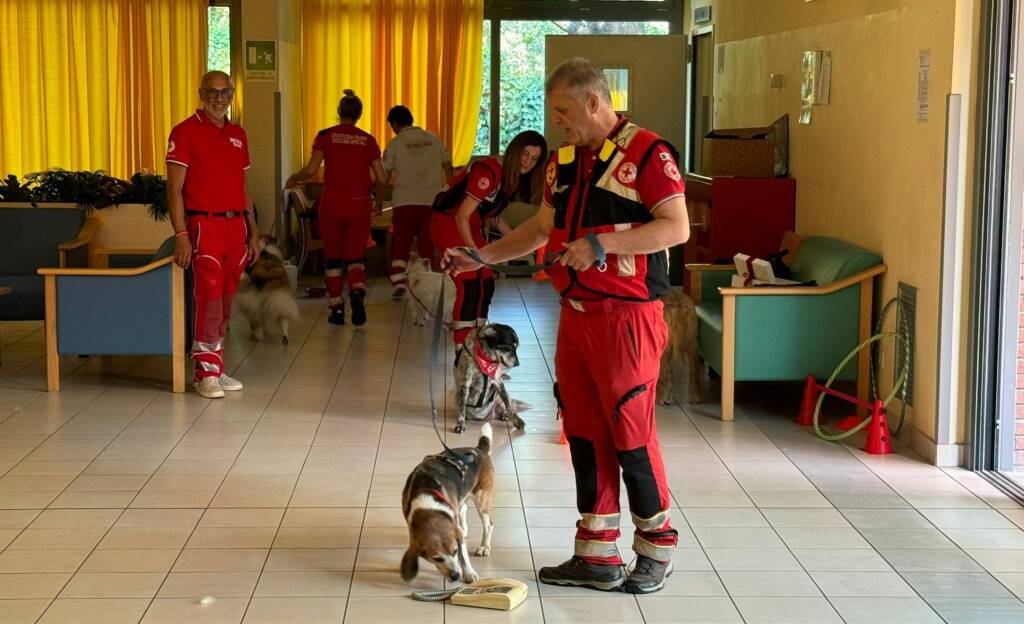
[166,109,251,213]
[312,124,381,199]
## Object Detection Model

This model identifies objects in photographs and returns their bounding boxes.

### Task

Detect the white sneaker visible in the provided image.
[218,374,244,391]
[194,377,225,399]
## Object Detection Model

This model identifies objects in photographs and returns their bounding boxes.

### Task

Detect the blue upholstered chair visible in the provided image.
[687,236,885,421]
[37,237,186,392]
[0,206,97,320]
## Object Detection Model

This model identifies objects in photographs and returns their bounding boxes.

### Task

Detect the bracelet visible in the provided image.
[174,231,189,238]
[584,232,608,272]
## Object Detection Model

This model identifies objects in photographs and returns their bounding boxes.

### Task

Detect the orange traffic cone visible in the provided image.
[557,410,567,445]
[862,400,893,455]
[797,376,817,426]
[365,234,376,249]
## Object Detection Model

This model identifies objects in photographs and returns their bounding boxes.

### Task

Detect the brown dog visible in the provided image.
[657,289,701,405]
[400,423,495,584]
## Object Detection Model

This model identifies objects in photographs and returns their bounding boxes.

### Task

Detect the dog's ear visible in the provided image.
[400,547,419,581]
[478,324,496,338]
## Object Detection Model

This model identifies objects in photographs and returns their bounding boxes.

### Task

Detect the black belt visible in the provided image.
[186,210,244,218]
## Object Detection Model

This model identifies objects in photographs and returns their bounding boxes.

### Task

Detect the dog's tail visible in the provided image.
[263,289,300,322]
[477,422,492,455]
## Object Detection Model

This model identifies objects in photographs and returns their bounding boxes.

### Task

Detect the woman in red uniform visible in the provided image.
[430,130,547,351]
[286,90,385,326]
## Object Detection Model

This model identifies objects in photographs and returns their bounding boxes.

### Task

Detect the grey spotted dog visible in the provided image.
[453,324,528,434]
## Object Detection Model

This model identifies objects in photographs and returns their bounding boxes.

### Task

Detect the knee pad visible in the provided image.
[617,446,662,519]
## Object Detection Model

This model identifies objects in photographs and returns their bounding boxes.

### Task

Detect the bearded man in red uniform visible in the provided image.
[167,70,260,399]
[445,57,690,594]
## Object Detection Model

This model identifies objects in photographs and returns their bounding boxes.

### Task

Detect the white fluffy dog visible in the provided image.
[406,256,456,327]
[234,243,300,344]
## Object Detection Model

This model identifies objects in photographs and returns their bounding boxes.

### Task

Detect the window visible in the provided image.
[491,20,668,151]
[474,20,492,155]
[207,4,231,73]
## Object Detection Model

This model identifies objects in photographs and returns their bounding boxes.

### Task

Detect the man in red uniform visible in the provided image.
[167,70,259,399]
[445,57,689,594]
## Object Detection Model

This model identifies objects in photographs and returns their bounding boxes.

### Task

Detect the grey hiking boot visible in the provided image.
[622,555,673,594]
[538,556,624,592]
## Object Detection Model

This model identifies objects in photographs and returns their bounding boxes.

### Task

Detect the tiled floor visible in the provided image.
[1,277,1024,623]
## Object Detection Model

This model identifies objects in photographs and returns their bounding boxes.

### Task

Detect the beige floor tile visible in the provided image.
[281,507,364,527]
[172,549,268,573]
[186,527,277,549]
[98,528,192,550]
[48,491,136,509]
[199,508,284,528]
[254,570,352,597]
[272,527,360,549]
[349,570,442,596]
[28,509,121,529]
[115,509,202,528]
[542,596,644,624]
[37,598,150,624]
[343,596,442,624]
[733,596,843,623]
[637,596,743,624]
[157,571,260,598]
[811,571,917,597]
[0,598,50,624]
[263,548,356,572]
[9,528,106,551]
[59,572,164,598]
[0,573,72,599]
[80,549,181,573]
[242,597,346,624]
[0,550,90,573]
[141,597,249,624]
[0,510,39,530]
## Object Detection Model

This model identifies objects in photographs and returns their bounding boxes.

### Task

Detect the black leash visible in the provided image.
[429,282,455,454]
[461,247,564,276]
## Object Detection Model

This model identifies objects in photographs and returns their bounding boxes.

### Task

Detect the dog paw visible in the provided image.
[252,331,264,342]
[454,423,467,434]
[463,570,480,584]
[511,414,527,431]
[282,335,289,345]
[658,397,673,406]
[689,395,702,404]
[474,546,491,557]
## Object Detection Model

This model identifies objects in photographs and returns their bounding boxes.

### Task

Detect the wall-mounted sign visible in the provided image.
[245,40,277,82]
[694,5,712,24]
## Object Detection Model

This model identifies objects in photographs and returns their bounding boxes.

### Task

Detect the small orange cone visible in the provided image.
[365,235,376,249]
[862,400,893,455]
[797,376,817,426]
[558,410,567,445]
[533,248,550,282]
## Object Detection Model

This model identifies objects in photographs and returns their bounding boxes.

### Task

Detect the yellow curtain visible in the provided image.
[302,0,483,166]
[0,0,208,179]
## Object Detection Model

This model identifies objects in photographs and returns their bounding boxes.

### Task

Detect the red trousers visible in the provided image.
[555,300,678,564]
[389,204,435,284]
[430,211,493,346]
[319,194,370,308]
[187,214,248,380]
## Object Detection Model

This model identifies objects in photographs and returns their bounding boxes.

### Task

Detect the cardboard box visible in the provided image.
[702,114,789,177]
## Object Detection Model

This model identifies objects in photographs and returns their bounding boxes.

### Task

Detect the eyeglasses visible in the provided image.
[202,87,235,100]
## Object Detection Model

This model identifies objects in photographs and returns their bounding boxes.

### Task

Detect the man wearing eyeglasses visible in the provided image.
[166,70,260,399]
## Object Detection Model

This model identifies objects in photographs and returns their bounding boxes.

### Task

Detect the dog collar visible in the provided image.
[473,341,501,379]
[425,487,457,514]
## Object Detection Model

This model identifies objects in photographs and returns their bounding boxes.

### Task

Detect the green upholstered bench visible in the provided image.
[687,236,885,420]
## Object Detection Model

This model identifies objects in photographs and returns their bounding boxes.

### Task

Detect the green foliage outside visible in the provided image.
[475,20,668,154]
[208,7,231,74]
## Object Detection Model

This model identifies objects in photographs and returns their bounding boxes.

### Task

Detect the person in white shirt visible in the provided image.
[381,105,454,296]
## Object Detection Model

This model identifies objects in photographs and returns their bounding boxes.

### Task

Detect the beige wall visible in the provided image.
[239,0,303,234]
[685,0,961,450]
